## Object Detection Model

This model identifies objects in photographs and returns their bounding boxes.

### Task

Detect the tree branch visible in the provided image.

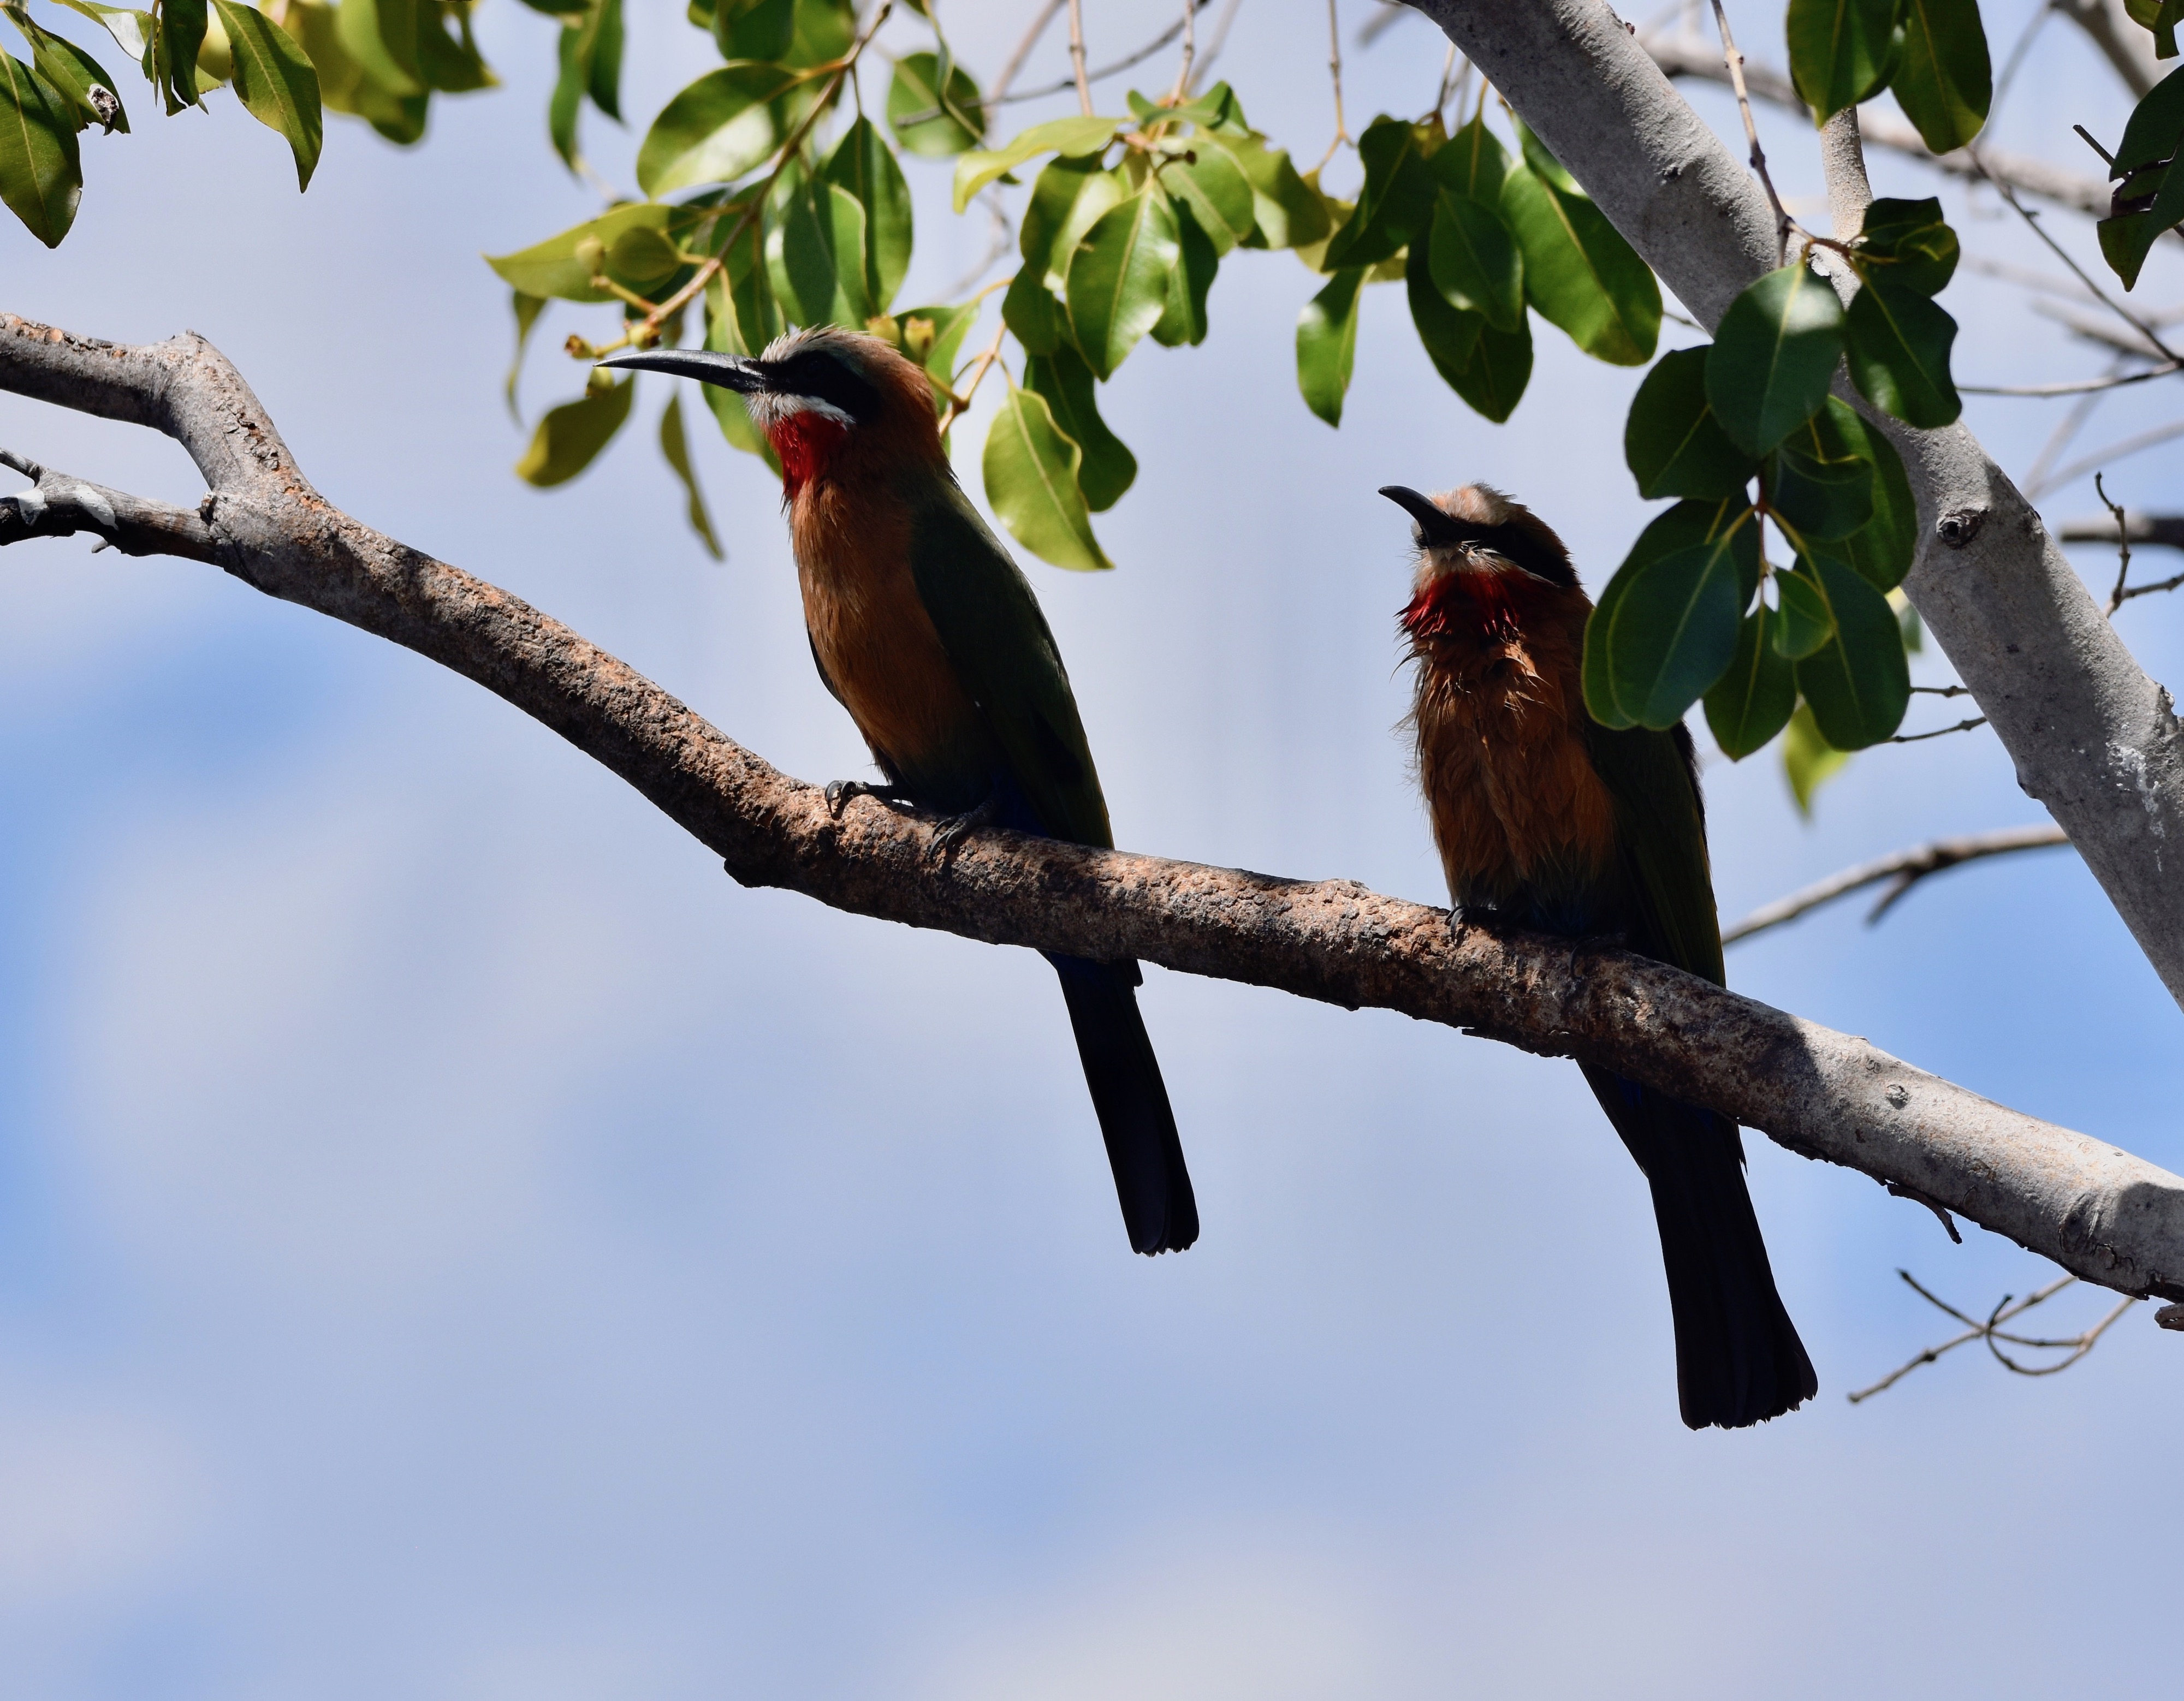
[2,312,2182,1313]
[1721,825,2074,944]
[1411,0,2184,1014]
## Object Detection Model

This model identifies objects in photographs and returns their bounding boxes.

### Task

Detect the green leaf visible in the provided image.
[1894,0,1991,154]
[16,23,122,134]
[1704,604,1797,758]
[55,1,150,66]
[887,50,983,158]
[1499,158,1659,365]
[783,0,853,70]
[1585,501,1756,729]
[1024,343,1136,511]
[280,0,423,142]
[1791,549,1910,747]
[0,53,80,247]
[767,175,871,328]
[1165,141,1256,255]
[157,0,209,111]
[658,391,723,560]
[2127,0,2184,60]
[333,0,417,103]
[1843,278,1961,427]
[1625,346,1756,501]
[505,289,544,418]
[1002,263,1060,356]
[212,0,323,189]
[1855,196,1959,295]
[1215,130,1327,249]
[1442,316,1533,424]
[1296,266,1363,426]
[515,373,635,487]
[1705,262,1845,454]
[714,0,792,62]
[415,0,495,94]
[1321,115,1437,270]
[703,261,782,471]
[637,63,816,197]
[1785,0,1900,121]
[583,0,622,119]
[549,22,584,166]
[1782,700,1850,815]
[953,115,1122,212]
[982,382,1113,572]
[2112,62,2184,177]
[825,114,913,313]
[1427,190,1523,332]
[1404,231,1482,374]
[486,203,676,302]
[893,301,978,389]
[1822,435,1915,592]
[1768,417,1874,542]
[1064,188,1179,378]
[2100,205,2169,290]
[1431,111,1508,202]
[1771,562,1836,659]
[1150,194,1216,347]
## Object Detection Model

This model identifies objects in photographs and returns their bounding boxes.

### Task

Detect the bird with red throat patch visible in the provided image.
[1380,480,1816,1429]
[601,327,1198,1257]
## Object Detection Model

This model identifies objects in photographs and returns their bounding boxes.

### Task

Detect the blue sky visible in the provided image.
[0,2,2177,1696]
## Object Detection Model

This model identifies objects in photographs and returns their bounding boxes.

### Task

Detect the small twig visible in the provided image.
[2027,418,2184,499]
[1188,0,1244,92]
[988,0,1066,105]
[1987,179,2182,365]
[1166,0,1197,104]
[2098,471,2134,613]
[1708,0,1791,258]
[1910,683,1974,697]
[936,313,1008,435]
[1316,0,1350,171]
[1066,0,1094,114]
[2072,123,2116,168]
[1960,364,2182,397]
[1722,825,2073,944]
[2021,366,2116,495]
[1886,715,1990,745]
[1847,1271,2138,1403]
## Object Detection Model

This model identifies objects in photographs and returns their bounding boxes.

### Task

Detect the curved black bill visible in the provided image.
[1377,484,1467,548]
[597,349,767,392]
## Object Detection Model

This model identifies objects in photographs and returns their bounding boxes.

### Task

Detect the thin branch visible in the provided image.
[1706,1,1789,257]
[7,312,2184,1313]
[1847,1271,2140,1403]
[1986,179,2182,365]
[1960,365,2182,397]
[2027,418,2184,499]
[901,3,1208,122]
[1722,825,2074,944]
[936,312,1007,435]
[1066,0,1094,114]
[1886,715,1989,744]
[988,0,1065,105]
[1188,0,1243,92]
[1316,0,1350,170]
[2098,471,2134,614]
[1166,0,1197,104]
[2022,368,2114,494]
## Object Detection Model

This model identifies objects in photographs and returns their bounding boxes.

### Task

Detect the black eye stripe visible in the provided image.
[769,348,882,423]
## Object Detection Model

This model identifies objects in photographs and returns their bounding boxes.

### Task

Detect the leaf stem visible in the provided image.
[1066,0,1094,115]
[938,312,1010,435]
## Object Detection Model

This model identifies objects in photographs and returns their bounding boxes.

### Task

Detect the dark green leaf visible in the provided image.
[158,0,209,111]
[1786,0,1900,121]
[1625,346,1756,501]
[659,391,723,560]
[1843,278,1961,427]
[1584,500,1757,729]
[1704,604,1797,758]
[1499,158,1659,365]
[505,289,544,418]
[1065,188,1179,378]
[584,0,622,119]
[486,203,676,301]
[887,50,983,158]
[549,21,583,166]
[1002,263,1060,356]
[1894,0,1991,154]
[1441,316,1533,424]
[415,0,494,94]
[1791,549,1910,747]
[212,0,323,189]
[1855,196,1959,295]
[1165,141,1255,254]
[767,175,871,328]
[784,0,853,69]
[1705,263,1845,454]
[1791,398,1917,589]
[1404,232,1483,380]
[1431,112,1508,202]
[1321,115,1438,270]
[0,53,80,246]
[1771,563,1836,659]
[637,63,816,197]
[982,382,1112,571]
[1024,342,1136,511]
[954,114,1120,210]
[2100,205,2168,290]
[16,19,124,134]
[2112,62,2184,177]
[1768,421,1874,542]
[825,115,913,313]
[515,373,635,486]
[1782,700,1850,815]
[1150,194,1216,347]
[1296,267,1363,426]
[703,257,782,471]
[1215,130,1327,249]
[1427,190,1523,332]
[715,0,793,61]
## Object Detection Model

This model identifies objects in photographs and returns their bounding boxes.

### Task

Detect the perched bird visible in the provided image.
[1380,482,1814,1429]
[602,328,1197,1256]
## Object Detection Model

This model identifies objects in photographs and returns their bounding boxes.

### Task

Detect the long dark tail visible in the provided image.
[1048,955,1198,1254]
[1580,1066,1816,1429]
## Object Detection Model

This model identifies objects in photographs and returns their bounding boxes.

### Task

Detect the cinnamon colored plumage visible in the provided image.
[1382,481,1815,1429]
[602,329,1196,1256]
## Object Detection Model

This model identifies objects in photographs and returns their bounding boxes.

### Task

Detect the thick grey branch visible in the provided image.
[2,313,2181,1312]
[1411,0,2184,1013]
[0,451,220,561]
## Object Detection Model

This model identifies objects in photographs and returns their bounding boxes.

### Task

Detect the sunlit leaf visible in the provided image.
[486,203,678,302]
[637,62,816,197]
[953,114,1121,211]
[982,382,1113,572]
[515,372,635,487]
[334,0,418,103]
[416,0,496,94]
[1150,194,1216,347]
[1065,187,1179,378]
[213,0,323,189]
[1782,699,1850,815]
[505,289,545,418]
[1625,346,1756,501]
[1165,140,1255,254]
[826,115,913,313]
[1894,0,1991,154]
[1705,262,1844,454]
[1432,112,1509,202]
[1214,130,1327,250]
[1771,562,1836,659]
[887,50,983,158]
[55,1,151,67]
[1843,278,1961,427]
[1786,0,1900,122]
[1499,157,1658,365]
[1295,266,1363,426]
[0,52,80,246]
[767,175,871,328]
[157,0,209,111]
[1427,190,1523,332]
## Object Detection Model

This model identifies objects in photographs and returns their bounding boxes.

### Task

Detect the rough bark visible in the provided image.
[1409,0,2184,1012]
[2,311,2181,1307]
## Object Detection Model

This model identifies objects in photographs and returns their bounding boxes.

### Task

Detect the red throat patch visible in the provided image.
[767,409,851,498]
[1400,567,1533,645]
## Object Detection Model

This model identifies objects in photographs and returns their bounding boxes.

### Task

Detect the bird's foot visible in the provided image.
[929,793,1001,861]
[824,780,912,819]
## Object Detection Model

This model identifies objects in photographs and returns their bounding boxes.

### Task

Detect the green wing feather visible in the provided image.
[1583,722,1726,986]
[902,473,1114,849]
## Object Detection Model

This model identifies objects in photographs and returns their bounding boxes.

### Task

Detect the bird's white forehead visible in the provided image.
[745,391,853,428]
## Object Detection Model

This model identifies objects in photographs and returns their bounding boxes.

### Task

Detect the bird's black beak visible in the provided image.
[1378,485,1468,550]
[596,349,768,392]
